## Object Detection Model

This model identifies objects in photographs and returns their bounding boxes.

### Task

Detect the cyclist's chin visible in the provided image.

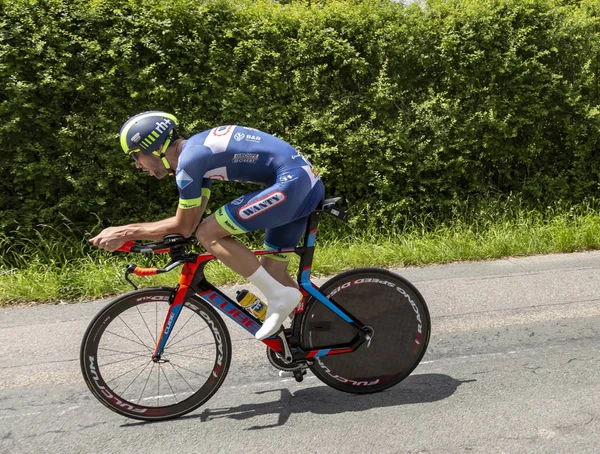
[148,169,168,179]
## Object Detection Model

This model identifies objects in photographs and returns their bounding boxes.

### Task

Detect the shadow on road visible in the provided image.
[126,373,471,429]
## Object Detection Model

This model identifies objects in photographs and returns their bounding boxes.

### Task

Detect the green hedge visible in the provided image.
[1,0,600,236]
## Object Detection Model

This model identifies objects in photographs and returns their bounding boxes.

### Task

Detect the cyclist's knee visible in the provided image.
[195,217,229,248]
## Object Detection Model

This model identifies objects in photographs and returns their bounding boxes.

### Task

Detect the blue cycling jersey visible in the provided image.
[176,125,318,209]
[174,125,324,255]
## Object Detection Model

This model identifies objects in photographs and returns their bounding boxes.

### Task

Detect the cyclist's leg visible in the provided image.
[260,214,313,288]
[195,189,311,280]
[197,215,302,336]
[196,168,323,339]
[195,217,261,277]
[260,216,312,323]
[196,216,296,287]
[253,178,323,339]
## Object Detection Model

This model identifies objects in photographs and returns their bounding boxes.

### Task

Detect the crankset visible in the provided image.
[266,347,309,382]
[266,347,303,371]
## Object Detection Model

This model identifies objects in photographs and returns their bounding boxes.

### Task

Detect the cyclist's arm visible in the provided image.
[129,148,213,240]
[127,157,213,240]
[91,146,213,251]
[124,173,213,239]
[89,195,209,251]
[118,199,207,240]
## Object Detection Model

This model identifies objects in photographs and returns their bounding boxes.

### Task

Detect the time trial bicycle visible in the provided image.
[80,197,431,421]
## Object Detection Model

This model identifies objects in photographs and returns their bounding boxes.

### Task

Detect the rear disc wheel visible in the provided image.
[301,269,430,394]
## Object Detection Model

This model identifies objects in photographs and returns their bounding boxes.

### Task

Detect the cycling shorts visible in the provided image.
[215,166,324,260]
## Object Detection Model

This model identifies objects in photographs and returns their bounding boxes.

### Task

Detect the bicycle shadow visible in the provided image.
[185,373,472,430]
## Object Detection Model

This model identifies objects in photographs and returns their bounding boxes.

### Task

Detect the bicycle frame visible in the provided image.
[129,202,369,364]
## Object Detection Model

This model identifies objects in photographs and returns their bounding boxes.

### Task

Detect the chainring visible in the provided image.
[266,347,303,372]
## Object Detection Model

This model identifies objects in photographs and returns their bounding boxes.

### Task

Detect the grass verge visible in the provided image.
[1,201,600,306]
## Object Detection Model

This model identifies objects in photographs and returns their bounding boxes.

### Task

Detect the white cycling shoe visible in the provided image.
[255,287,302,341]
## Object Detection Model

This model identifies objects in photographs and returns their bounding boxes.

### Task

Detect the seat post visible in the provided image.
[295,209,322,282]
[294,198,343,283]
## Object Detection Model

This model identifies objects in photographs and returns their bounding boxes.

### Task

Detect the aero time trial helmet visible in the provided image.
[119,111,179,172]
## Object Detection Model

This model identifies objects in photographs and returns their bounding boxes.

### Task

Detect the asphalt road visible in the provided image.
[1,251,599,453]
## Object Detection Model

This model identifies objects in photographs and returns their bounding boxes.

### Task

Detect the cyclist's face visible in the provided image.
[134,148,168,179]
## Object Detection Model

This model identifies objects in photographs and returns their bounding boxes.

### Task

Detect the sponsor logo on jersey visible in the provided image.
[176,169,194,189]
[213,125,234,136]
[231,196,245,206]
[238,192,286,220]
[291,151,310,165]
[233,131,261,143]
[204,166,228,180]
[233,153,259,164]
[245,134,261,143]
[205,126,235,154]
[279,173,298,183]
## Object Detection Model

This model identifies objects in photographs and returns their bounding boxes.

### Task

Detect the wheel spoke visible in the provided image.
[168,361,197,393]
[160,365,179,405]
[117,316,156,354]
[136,304,157,346]
[99,351,151,367]
[108,359,153,390]
[99,347,149,359]
[157,363,160,407]
[137,362,156,405]
[169,362,211,378]
[118,360,153,397]
[165,327,209,349]
[168,351,214,362]
[168,342,216,355]
[104,329,151,351]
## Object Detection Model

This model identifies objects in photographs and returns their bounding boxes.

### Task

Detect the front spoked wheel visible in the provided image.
[80,288,231,421]
[301,268,430,394]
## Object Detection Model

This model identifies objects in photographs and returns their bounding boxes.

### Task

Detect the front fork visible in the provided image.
[152,283,189,361]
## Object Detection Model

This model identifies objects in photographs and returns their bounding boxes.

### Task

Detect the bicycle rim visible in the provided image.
[80,288,231,420]
[301,268,431,394]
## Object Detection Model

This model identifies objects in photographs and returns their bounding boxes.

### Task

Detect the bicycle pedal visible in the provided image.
[293,368,307,383]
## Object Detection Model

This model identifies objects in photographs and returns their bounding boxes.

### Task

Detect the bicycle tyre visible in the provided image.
[80,288,232,421]
[301,268,430,394]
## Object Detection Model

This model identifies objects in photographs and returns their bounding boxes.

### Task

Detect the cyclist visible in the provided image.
[90,111,324,340]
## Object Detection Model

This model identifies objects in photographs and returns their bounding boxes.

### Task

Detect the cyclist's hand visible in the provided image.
[90,227,129,252]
